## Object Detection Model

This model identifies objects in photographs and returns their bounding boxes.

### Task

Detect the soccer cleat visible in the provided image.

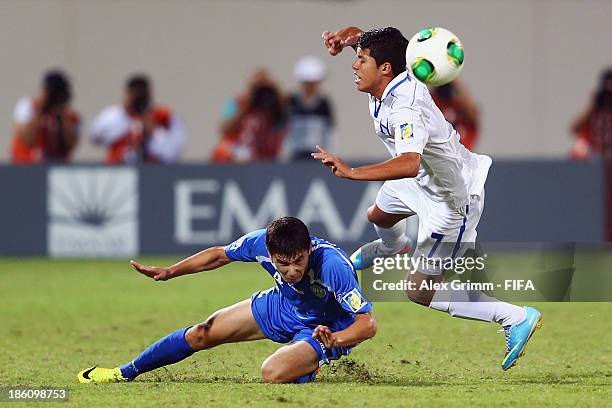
[500,306,542,371]
[77,366,129,384]
[350,239,413,270]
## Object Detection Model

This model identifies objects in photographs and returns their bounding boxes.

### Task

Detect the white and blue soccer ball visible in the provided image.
[405,27,464,86]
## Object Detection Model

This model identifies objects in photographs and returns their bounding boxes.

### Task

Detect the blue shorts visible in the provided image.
[250,287,353,367]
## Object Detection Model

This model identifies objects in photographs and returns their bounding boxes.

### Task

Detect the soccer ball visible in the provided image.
[405,27,464,86]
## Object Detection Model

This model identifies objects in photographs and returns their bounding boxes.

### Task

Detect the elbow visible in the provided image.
[365,316,378,340]
[405,156,421,178]
[396,153,420,179]
[397,165,418,179]
[405,166,419,178]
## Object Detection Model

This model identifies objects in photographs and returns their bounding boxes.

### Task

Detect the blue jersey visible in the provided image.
[225,229,372,326]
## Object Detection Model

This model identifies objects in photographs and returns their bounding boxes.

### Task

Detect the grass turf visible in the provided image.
[0,258,610,407]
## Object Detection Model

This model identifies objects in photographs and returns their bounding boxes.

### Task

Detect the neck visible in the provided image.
[371,77,393,100]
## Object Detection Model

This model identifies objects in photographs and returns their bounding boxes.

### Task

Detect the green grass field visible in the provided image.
[1,258,610,407]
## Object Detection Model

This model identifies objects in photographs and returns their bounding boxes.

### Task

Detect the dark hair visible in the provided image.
[357,27,408,77]
[266,217,311,258]
[43,69,71,107]
[250,84,286,126]
[126,74,151,113]
[126,74,150,91]
[435,82,456,100]
[595,68,612,108]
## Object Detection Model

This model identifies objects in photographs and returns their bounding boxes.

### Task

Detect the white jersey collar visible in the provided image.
[379,71,410,101]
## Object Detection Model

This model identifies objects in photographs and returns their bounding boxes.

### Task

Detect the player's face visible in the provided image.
[271,249,311,284]
[352,47,383,94]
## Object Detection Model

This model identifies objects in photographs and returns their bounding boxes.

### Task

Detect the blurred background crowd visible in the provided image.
[0,0,611,248]
[9,63,611,165]
[10,60,337,165]
[2,0,611,166]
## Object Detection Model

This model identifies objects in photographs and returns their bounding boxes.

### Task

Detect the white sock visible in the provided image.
[430,289,525,327]
[374,219,408,253]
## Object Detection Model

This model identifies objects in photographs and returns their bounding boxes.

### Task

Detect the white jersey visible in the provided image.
[89,105,184,163]
[368,71,491,210]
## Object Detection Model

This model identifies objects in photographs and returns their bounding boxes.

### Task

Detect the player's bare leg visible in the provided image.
[185,299,265,350]
[78,299,265,383]
[404,270,443,306]
[261,341,320,384]
[350,205,416,270]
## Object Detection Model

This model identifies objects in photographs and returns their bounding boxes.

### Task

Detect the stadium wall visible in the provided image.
[1,0,611,163]
[0,160,603,257]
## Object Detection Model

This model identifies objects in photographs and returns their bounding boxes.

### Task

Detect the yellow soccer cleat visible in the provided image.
[77,366,128,384]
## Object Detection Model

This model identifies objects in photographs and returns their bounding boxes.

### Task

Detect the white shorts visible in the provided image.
[375,179,485,275]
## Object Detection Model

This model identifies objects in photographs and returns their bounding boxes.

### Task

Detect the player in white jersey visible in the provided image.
[312,26,542,370]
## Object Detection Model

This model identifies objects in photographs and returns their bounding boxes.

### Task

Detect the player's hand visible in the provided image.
[130,260,172,281]
[311,145,353,179]
[322,26,362,56]
[313,325,339,348]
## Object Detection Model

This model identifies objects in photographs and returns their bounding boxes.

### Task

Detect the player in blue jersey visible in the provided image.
[77,217,376,384]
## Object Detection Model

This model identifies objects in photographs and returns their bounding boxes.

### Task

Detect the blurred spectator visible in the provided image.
[570,68,612,160]
[283,56,335,160]
[571,68,612,242]
[11,70,80,164]
[90,74,184,164]
[212,69,286,162]
[429,78,479,151]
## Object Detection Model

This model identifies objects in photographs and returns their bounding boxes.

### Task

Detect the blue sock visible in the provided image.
[294,370,318,384]
[120,327,196,380]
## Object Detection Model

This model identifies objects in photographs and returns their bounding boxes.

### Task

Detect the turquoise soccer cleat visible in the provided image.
[350,239,413,270]
[501,306,542,370]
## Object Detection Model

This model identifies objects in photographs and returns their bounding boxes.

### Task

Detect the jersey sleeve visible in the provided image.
[13,97,33,124]
[322,253,372,315]
[224,229,266,262]
[390,105,428,155]
[89,106,129,145]
[148,112,185,163]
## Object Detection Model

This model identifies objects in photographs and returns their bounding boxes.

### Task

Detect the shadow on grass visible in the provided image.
[503,371,612,386]
[132,360,611,387]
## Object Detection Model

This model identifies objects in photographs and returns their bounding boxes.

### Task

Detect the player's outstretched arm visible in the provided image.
[347,153,421,180]
[313,312,377,349]
[312,145,420,181]
[322,26,363,56]
[130,246,232,281]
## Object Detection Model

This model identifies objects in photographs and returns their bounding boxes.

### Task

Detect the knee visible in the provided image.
[367,206,388,227]
[366,206,378,224]
[367,205,403,228]
[261,360,289,384]
[185,319,218,351]
[405,288,432,306]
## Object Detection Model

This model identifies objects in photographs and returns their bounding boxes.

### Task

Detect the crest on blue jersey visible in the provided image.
[310,284,327,298]
[400,123,413,139]
[307,269,327,298]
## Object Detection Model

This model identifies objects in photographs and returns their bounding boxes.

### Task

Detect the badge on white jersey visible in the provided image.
[400,123,413,139]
